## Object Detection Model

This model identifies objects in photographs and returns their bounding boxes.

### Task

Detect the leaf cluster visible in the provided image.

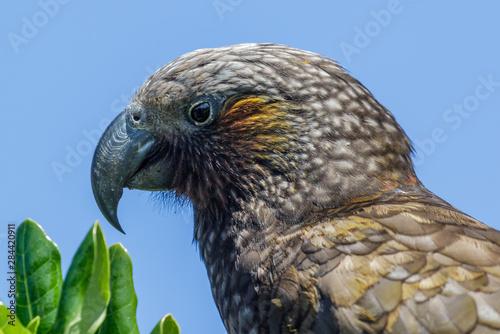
[0,219,179,334]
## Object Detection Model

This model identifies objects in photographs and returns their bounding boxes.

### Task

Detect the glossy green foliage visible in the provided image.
[52,222,110,333]
[16,219,62,333]
[98,243,140,334]
[151,314,181,334]
[1,219,180,334]
[0,300,39,334]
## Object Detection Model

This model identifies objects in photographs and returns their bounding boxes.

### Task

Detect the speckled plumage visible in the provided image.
[91,43,500,333]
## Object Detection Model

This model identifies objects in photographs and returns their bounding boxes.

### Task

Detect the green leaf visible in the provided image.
[52,222,110,334]
[97,243,139,334]
[26,317,40,333]
[16,219,63,334]
[151,314,180,334]
[0,300,35,334]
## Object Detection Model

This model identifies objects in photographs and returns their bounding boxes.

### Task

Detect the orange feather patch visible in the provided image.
[221,95,299,158]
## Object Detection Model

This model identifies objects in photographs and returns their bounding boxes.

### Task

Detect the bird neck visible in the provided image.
[193,170,423,255]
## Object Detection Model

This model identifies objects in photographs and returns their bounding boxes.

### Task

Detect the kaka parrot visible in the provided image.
[91,44,500,333]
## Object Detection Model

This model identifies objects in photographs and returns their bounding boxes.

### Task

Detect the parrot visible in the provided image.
[91,43,500,333]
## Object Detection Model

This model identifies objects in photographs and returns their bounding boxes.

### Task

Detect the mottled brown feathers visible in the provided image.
[96,44,500,333]
[248,197,500,333]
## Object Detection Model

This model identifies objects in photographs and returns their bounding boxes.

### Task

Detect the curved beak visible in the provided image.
[91,111,156,234]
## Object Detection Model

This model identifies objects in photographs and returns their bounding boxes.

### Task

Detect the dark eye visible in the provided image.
[188,101,214,125]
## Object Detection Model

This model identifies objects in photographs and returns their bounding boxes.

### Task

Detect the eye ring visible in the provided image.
[188,99,215,126]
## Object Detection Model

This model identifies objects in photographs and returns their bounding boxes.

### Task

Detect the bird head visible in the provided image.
[91,43,418,234]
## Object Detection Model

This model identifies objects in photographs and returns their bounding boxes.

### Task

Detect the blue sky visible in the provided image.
[2,1,500,333]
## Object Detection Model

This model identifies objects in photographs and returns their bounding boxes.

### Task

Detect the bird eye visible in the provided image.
[188,101,214,126]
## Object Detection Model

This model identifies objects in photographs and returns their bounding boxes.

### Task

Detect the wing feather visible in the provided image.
[265,199,500,333]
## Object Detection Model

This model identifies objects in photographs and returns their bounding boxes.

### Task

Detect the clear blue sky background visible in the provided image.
[2,1,499,333]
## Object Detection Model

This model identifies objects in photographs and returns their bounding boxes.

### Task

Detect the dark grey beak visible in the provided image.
[91,111,155,234]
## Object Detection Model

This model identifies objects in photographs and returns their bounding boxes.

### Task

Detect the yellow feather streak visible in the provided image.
[223,96,298,159]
